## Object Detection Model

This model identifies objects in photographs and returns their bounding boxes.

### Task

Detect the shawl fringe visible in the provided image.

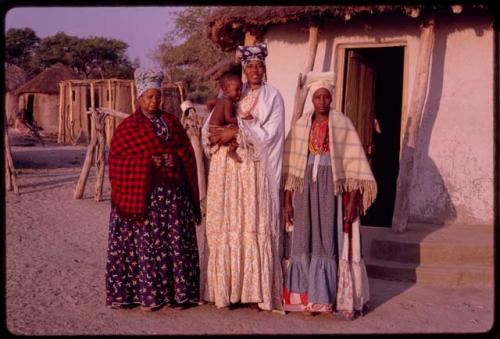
[334,179,377,215]
[283,174,305,192]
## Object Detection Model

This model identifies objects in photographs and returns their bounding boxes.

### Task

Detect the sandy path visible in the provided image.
[5,139,494,335]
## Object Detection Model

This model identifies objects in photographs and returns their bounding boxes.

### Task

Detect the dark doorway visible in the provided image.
[25,94,35,125]
[342,47,404,226]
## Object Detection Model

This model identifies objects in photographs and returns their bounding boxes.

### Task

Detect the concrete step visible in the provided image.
[361,223,494,286]
[368,239,493,265]
[365,258,493,287]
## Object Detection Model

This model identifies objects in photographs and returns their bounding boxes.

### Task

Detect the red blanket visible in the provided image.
[109,109,199,219]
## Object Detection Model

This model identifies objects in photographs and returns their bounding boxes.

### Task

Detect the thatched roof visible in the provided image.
[207,4,491,51]
[16,63,80,95]
[5,63,27,92]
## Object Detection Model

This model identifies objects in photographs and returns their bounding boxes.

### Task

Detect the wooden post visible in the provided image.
[94,111,106,201]
[90,81,95,110]
[244,31,257,45]
[61,84,67,143]
[68,81,76,144]
[90,81,95,142]
[4,120,19,194]
[5,158,12,191]
[305,25,319,73]
[130,80,136,112]
[392,15,435,233]
[74,108,129,200]
[106,80,113,147]
[291,24,320,124]
[74,110,98,199]
[57,82,64,143]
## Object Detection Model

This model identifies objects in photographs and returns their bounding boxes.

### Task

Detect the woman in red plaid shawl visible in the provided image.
[105,68,201,311]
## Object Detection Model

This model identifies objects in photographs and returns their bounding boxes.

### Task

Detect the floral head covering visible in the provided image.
[134,68,164,98]
[236,43,268,68]
[305,71,335,95]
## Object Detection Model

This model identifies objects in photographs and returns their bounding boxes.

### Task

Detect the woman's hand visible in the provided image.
[344,190,359,223]
[284,190,294,227]
[209,125,239,146]
[152,154,174,168]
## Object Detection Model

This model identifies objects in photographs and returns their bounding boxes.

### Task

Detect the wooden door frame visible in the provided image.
[334,42,408,159]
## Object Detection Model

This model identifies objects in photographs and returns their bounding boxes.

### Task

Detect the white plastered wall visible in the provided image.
[262,12,493,225]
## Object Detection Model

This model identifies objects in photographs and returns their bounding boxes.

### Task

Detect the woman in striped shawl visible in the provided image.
[282,71,377,319]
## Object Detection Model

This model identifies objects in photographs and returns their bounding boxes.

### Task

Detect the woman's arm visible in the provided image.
[284,189,294,225]
[344,190,360,223]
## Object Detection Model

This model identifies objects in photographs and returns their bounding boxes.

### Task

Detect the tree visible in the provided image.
[154,7,232,102]
[30,32,135,79]
[5,27,40,76]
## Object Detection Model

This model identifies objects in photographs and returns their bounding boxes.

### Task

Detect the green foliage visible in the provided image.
[6,28,136,79]
[5,27,40,77]
[31,32,135,79]
[155,7,232,103]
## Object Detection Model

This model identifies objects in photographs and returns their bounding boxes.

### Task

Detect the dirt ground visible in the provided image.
[4,132,496,335]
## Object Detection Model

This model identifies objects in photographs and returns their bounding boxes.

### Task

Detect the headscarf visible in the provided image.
[236,43,268,67]
[134,68,164,98]
[305,71,335,95]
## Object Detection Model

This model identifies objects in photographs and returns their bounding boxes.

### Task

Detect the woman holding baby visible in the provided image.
[201,43,286,312]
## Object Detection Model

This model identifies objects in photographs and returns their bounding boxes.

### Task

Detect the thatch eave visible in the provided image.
[15,63,81,95]
[5,63,27,92]
[206,4,491,51]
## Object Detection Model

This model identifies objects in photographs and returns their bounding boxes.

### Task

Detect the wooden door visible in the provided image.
[343,50,376,160]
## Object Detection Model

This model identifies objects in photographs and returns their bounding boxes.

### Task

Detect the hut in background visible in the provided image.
[15,63,80,135]
[4,63,27,125]
[206,4,494,228]
[58,79,135,145]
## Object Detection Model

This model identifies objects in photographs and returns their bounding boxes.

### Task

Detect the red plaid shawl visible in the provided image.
[109,109,199,219]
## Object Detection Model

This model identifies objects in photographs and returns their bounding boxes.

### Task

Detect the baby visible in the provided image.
[208,72,243,162]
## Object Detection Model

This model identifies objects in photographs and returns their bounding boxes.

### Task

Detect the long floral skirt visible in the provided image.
[106,185,200,308]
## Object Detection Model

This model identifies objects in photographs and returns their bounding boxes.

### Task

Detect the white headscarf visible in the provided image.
[305,71,335,95]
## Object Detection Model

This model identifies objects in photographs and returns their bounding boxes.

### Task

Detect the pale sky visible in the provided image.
[5,6,187,68]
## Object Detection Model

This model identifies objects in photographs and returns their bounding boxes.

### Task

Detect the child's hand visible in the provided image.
[241,114,254,120]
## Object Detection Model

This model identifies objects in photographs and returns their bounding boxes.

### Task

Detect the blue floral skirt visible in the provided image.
[106,185,200,308]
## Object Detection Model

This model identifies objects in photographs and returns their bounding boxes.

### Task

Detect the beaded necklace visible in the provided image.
[237,87,261,118]
[309,118,329,155]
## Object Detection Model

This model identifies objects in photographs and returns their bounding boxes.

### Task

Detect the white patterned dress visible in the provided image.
[202,84,285,311]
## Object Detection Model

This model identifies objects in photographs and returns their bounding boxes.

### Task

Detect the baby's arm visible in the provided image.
[223,99,238,125]
[208,98,228,127]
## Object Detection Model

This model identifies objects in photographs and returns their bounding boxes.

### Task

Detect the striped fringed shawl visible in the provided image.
[283,109,377,214]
